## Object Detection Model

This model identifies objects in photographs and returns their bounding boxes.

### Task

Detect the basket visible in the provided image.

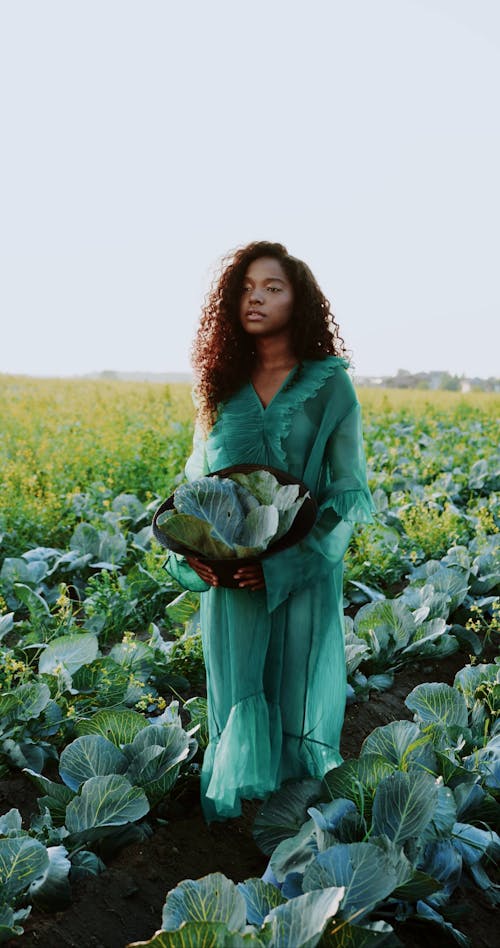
[152,464,318,588]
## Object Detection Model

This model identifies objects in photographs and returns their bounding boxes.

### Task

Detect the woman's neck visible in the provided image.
[253,336,297,372]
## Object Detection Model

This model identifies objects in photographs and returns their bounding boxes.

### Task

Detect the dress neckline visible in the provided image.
[249,364,300,411]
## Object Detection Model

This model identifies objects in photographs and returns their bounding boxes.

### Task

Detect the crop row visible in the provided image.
[129,656,500,947]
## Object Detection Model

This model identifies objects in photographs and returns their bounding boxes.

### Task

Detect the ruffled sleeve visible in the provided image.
[262,400,374,612]
[163,420,211,593]
[319,402,374,523]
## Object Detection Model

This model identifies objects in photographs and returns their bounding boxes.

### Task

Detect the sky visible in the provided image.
[1,0,499,380]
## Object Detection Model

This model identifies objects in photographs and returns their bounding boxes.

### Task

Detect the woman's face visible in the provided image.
[239,257,294,339]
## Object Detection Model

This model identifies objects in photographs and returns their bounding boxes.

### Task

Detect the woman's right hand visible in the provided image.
[186,555,219,587]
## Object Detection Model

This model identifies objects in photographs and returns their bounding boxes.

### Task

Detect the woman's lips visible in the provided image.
[246,310,265,321]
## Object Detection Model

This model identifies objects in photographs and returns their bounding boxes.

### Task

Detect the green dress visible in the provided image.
[167,357,374,821]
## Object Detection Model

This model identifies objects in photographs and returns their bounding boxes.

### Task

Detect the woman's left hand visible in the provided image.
[233,563,265,590]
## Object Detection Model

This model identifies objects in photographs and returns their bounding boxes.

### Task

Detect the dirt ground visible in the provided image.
[2,650,497,948]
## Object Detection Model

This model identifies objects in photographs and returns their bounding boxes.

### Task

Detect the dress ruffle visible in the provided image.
[212,393,268,467]
[270,358,350,467]
[201,693,282,820]
[323,487,375,524]
[280,733,343,783]
[207,357,350,471]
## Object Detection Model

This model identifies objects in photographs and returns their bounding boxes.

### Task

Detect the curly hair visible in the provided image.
[192,241,348,431]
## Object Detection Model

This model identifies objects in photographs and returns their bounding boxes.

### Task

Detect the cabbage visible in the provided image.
[156,471,307,560]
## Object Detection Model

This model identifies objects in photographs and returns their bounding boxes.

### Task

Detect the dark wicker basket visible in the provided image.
[152,464,318,588]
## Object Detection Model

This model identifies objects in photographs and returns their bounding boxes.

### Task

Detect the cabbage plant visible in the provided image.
[0,681,61,776]
[0,808,73,942]
[127,871,347,948]
[126,660,500,947]
[247,661,500,945]
[23,709,196,854]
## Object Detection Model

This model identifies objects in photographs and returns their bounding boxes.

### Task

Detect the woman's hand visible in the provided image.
[233,563,265,590]
[186,555,219,587]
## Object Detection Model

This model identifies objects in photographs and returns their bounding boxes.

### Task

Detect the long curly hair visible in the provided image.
[192,241,347,430]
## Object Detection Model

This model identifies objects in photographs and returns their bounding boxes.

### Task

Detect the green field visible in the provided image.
[0,374,498,946]
[1,374,497,555]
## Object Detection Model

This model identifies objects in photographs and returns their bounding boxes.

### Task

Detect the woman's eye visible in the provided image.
[267,287,281,292]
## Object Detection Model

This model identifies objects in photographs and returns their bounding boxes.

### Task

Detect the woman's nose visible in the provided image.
[250,287,264,303]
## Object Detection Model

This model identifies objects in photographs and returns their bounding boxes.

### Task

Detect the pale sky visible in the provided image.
[1,0,499,379]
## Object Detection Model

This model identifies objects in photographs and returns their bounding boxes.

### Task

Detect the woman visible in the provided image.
[167,241,373,822]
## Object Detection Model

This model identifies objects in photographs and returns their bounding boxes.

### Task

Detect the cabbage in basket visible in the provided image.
[156,470,308,560]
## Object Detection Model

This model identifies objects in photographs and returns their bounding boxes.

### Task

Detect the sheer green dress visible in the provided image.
[167,357,373,821]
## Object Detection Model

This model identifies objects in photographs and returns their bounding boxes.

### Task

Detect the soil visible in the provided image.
[3,648,497,948]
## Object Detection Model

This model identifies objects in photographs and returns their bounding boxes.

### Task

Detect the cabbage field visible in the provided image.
[0,375,498,947]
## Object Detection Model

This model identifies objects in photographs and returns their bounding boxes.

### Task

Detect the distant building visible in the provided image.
[354,370,498,391]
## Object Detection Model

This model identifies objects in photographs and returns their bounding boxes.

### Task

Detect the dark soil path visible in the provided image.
[3,649,497,948]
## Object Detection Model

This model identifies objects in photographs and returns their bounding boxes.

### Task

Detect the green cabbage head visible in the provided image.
[157,471,307,559]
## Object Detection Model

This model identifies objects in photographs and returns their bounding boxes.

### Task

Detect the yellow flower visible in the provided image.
[129,674,145,689]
